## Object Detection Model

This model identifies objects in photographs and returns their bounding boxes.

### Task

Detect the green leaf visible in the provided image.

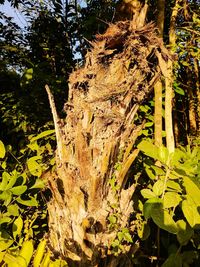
[161,253,182,267]
[16,196,38,207]
[166,181,182,193]
[137,140,159,160]
[153,180,165,196]
[30,179,45,189]
[108,215,117,224]
[0,190,12,201]
[27,157,42,177]
[181,196,200,228]
[182,251,198,264]
[7,204,19,216]
[141,189,156,199]
[0,140,6,158]
[151,206,178,234]
[182,176,200,206]
[12,216,23,239]
[123,232,133,243]
[176,220,194,245]
[10,186,27,195]
[143,198,163,219]
[30,130,55,143]
[158,146,170,165]
[0,230,14,251]
[0,217,12,225]
[163,192,182,208]
[5,172,18,190]
[0,172,10,191]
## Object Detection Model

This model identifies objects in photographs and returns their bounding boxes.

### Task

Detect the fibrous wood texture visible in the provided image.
[46,20,172,266]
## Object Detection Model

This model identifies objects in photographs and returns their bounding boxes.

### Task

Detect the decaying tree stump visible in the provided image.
[45,18,172,267]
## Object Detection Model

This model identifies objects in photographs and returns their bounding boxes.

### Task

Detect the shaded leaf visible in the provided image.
[176,220,194,245]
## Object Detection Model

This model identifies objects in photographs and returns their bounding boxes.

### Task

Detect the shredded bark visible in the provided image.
[46,20,172,266]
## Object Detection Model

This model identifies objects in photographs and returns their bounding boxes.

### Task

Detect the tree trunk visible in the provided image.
[45,19,172,267]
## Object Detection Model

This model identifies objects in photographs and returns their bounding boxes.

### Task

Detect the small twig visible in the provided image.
[45,84,63,164]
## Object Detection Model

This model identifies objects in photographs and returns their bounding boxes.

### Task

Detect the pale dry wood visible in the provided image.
[45,19,172,267]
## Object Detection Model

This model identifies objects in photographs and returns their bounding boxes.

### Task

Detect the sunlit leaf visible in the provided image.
[0,230,14,252]
[163,192,182,208]
[10,185,27,195]
[12,216,23,239]
[141,189,156,199]
[7,204,19,216]
[30,179,45,189]
[0,140,6,159]
[153,180,165,196]
[16,196,38,207]
[181,196,200,228]
[151,206,178,234]
[0,172,10,191]
[27,157,42,177]
[30,130,55,143]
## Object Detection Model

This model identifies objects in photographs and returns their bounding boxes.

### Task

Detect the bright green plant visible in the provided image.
[137,139,200,266]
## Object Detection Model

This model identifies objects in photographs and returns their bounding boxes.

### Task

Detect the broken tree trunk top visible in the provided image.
[47,20,172,263]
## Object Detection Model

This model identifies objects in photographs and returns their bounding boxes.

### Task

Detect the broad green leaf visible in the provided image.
[153,180,165,196]
[0,217,12,225]
[158,146,170,165]
[7,204,19,216]
[0,140,6,158]
[145,166,156,180]
[5,173,18,190]
[166,180,182,192]
[33,239,47,267]
[27,157,42,177]
[182,176,200,206]
[163,192,182,208]
[181,196,200,228]
[141,189,156,199]
[10,186,27,195]
[151,206,178,234]
[176,220,194,245]
[0,230,14,251]
[16,196,38,207]
[161,253,182,267]
[27,142,39,151]
[143,198,163,219]
[0,190,12,201]
[15,240,34,267]
[151,165,165,176]
[0,172,10,190]
[12,216,23,239]
[30,178,45,189]
[3,193,12,206]
[30,130,55,143]
[137,140,159,160]
[182,251,198,264]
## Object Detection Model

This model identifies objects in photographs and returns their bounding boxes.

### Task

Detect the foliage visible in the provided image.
[0,131,55,265]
